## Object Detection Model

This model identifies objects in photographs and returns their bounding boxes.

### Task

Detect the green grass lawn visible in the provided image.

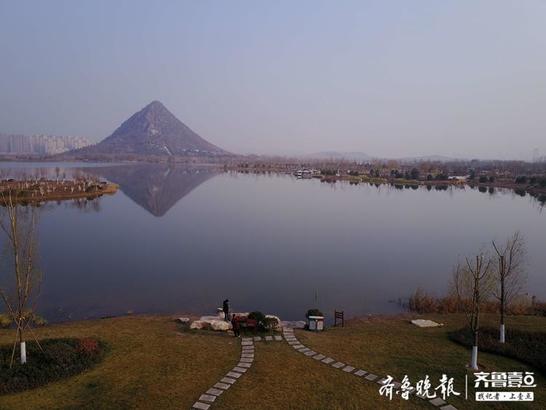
[0,313,543,409]
[215,340,424,410]
[297,313,546,410]
[0,316,239,409]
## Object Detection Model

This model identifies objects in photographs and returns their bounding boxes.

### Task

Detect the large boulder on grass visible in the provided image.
[192,316,232,331]
[411,319,443,328]
[190,320,210,330]
[210,320,232,331]
[200,315,221,321]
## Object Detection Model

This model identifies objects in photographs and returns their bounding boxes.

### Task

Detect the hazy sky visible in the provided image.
[1,1,545,159]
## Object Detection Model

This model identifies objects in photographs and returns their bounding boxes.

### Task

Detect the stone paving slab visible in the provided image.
[206,388,223,396]
[332,362,345,369]
[220,377,236,385]
[241,341,253,346]
[293,344,304,349]
[342,366,355,373]
[439,406,458,410]
[214,382,231,390]
[241,354,254,358]
[199,394,216,403]
[242,337,252,342]
[365,373,378,381]
[298,347,310,353]
[313,354,326,360]
[354,369,367,377]
[253,336,262,341]
[227,372,242,379]
[321,357,335,364]
[429,398,447,407]
[192,402,210,410]
[232,366,248,373]
[287,340,299,345]
[240,357,253,363]
[265,336,273,341]
[237,362,252,368]
[304,350,317,356]
[274,335,283,341]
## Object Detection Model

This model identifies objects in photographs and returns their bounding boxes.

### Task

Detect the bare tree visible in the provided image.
[492,232,527,343]
[0,192,42,366]
[453,253,494,370]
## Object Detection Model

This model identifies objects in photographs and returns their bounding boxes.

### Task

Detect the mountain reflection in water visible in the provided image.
[86,165,218,217]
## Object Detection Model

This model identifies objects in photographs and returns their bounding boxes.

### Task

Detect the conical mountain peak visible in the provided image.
[70,101,229,157]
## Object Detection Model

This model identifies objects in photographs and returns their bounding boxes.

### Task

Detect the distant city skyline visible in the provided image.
[1,1,546,160]
[0,133,90,155]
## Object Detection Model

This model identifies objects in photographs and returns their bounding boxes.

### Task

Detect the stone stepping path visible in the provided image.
[249,335,284,343]
[282,327,458,410]
[191,338,256,410]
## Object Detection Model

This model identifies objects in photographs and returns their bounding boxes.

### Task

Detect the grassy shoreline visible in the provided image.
[0,181,118,204]
[0,313,543,409]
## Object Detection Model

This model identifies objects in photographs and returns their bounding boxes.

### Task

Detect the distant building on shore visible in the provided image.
[0,134,90,156]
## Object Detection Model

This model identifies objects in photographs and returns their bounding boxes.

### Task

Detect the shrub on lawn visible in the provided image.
[248,311,267,331]
[0,315,11,329]
[306,308,323,318]
[448,327,546,374]
[0,338,106,395]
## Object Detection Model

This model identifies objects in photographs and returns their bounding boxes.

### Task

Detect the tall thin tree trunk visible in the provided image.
[471,330,479,370]
[471,265,480,370]
[499,255,506,343]
[19,328,26,364]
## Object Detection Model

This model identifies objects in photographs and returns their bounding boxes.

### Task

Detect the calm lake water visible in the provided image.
[1,162,545,322]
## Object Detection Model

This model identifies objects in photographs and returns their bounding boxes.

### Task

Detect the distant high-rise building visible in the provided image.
[0,134,90,155]
[532,148,540,163]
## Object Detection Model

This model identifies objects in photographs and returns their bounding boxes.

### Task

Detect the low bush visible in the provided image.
[406,288,544,316]
[0,312,47,328]
[247,311,267,332]
[448,327,546,374]
[0,337,106,395]
[306,308,323,318]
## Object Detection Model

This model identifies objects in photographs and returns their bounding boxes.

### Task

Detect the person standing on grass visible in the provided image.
[223,299,230,321]
[231,315,240,337]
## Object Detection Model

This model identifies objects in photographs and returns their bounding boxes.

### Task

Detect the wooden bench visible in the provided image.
[334,310,344,327]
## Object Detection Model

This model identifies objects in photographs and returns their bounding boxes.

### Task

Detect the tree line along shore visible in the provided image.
[226,158,546,202]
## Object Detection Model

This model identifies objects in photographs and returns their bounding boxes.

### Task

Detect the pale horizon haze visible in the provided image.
[1,0,546,160]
